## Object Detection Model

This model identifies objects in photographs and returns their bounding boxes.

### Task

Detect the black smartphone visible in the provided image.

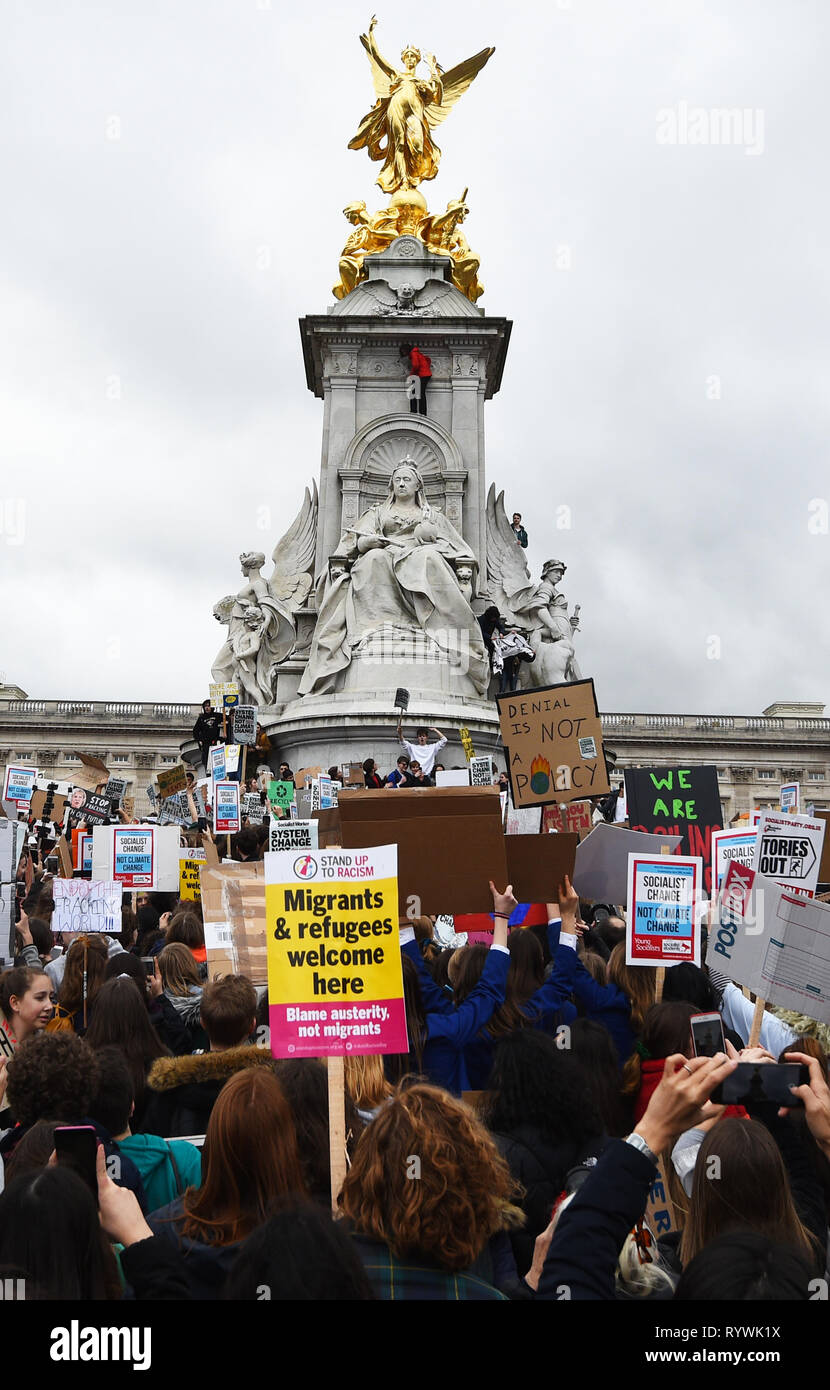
[54,1125,99,1199]
[45,854,59,874]
[711,1062,809,1109]
[141,957,156,977]
[690,1011,726,1058]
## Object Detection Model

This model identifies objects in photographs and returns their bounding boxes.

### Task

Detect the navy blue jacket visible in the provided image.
[401,938,509,1095]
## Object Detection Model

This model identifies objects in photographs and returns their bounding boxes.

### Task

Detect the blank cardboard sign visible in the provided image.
[505,833,578,902]
[338,786,507,915]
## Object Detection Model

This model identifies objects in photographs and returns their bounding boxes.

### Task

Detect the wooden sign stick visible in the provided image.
[327,1054,347,1216]
[748,995,766,1048]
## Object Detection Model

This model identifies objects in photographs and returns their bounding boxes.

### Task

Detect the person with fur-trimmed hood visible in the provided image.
[141,975,272,1138]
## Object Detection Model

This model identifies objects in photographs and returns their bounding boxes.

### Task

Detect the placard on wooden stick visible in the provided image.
[496,679,610,810]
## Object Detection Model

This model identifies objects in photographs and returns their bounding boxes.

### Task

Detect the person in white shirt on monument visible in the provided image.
[396,723,448,778]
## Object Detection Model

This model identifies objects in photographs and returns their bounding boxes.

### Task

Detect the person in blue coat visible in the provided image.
[396,881,515,1096]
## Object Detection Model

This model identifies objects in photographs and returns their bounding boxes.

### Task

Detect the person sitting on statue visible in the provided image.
[399,343,431,416]
[397,723,447,778]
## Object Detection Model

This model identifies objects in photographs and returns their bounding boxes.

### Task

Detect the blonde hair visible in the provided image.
[344,1054,393,1113]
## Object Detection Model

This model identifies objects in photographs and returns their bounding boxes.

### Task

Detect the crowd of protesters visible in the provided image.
[2,836,830,1302]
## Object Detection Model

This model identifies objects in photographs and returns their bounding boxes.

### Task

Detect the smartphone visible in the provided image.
[141,957,156,977]
[710,1062,809,1109]
[45,854,59,874]
[54,1125,99,1199]
[690,1011,725,1058]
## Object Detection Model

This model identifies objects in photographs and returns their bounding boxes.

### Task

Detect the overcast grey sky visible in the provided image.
[2,0,829,713]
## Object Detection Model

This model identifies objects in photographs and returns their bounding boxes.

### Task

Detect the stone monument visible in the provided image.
[205,19,582,774]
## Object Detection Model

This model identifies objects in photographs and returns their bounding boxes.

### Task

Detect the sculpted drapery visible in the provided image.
[299,463,488,696]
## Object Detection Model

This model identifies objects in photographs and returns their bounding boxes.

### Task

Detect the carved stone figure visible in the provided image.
[484,484,582,688]
[348,17,494,194]
[299,460,488,696]
[211,486,318,704]
[333,201,399,300]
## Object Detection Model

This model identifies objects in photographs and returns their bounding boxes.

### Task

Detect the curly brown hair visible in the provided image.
[6,1033,100,1129]
[338,1082,523,1271]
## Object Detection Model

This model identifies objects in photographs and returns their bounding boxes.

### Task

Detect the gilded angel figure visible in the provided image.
[348,16,494,194]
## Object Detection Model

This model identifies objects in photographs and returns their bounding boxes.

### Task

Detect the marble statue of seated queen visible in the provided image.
[299,460,488,696]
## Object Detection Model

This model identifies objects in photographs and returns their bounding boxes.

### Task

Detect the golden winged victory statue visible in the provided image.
[348,16,494,194]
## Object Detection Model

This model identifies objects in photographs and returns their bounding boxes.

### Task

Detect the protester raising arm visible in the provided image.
[537,1052,737,1301]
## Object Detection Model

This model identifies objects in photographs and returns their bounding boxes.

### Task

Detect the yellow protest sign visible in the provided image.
[264,845,407,1059]
[179,848,206,901]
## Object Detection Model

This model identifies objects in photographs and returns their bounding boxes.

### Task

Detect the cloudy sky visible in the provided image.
[2,0,828,714]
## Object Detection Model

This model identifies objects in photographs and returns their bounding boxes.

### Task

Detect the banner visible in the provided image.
[708,861,830,1023]
[542,799,594,838]
[711,827,758,892]
[497,679,610,809]
[214,781,240,834]
[269,819,319,853]
[752,811,825,899]
[624,766,722,894]
[52,879,122,934]
[111,826,155,888]
[3,764,36,805]
[103,776,128,806]
[179,848,206,902]
[264,844,407,1059]
[234,705,257,745]
[626,854,702,966]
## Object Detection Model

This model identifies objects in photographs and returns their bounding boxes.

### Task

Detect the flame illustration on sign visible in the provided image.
[530,754,551,796]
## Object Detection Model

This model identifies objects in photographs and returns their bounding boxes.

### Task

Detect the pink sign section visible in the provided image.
[268,998,408,1060]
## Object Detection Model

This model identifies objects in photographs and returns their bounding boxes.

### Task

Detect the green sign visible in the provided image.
[268,779,295,812]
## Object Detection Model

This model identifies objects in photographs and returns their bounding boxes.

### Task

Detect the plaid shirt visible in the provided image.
[351,1234,508,1301]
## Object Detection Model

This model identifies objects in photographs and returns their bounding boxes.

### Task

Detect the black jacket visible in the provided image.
[494,1123,607,1270]
[141,1044,276,1138]
[193,711,222,747]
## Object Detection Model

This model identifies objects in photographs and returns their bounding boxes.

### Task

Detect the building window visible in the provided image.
[14,753,34,761]
[112,755,129,764]
[161,756,176,764]
[757,770,775,779]
[808,770,825,781]
[64,754,80,762]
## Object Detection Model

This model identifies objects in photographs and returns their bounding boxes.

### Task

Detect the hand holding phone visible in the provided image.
[54,1125,99,1200]
[690,1012,725,1058]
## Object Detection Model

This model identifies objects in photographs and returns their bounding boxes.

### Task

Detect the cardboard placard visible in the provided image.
[158,765,189,799]
[470,756,494,787]
[269,819,319,853]
[340,763,366,788]
[459,726,475,762]
[103,777,128,806]
[779,782,800,815]
[3,764,36,805]
[542,800,594,840]
[264,845,408,1059]
[214,781,241,834]
[208,747,227,782]
[435,770,470,788]
[318,774,334,810]
[179,848,206,901]
[626,854,702,966]
[30,780,71,825]
[200,859,268,983]
[497,679,610,809]
[241,792,266,824]
[504,833,578,903]
[624,766,722,895]
[338,786,507,915]
[752,811,826,899]
[52,879,122,934]
[68,753,111,793]
[573,823,684,908]
[268,780,296,813]
[711,828,758,892]
[233,705,257,745]
[708,861,830,1023]
[67,787,112,824]
[815,811,830,882]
